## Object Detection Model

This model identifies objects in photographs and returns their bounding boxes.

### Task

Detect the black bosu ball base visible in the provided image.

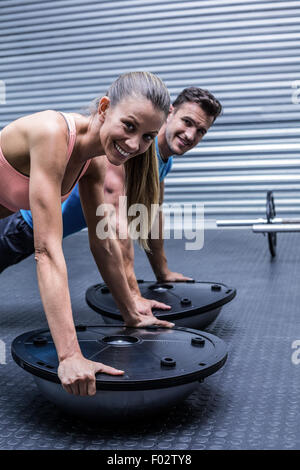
[86,280,236,329]
[12,325,227,421]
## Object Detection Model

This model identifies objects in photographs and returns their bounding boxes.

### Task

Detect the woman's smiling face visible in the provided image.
[98,95,166,165]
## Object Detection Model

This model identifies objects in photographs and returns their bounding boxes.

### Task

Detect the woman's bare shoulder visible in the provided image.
[2,111,67,146]
[0,111,69,169]
[22,110,69,140]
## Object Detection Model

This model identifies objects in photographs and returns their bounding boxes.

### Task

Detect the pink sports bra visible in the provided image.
[0,112,91,212]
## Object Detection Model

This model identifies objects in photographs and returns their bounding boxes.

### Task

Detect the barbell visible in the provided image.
[216,191,300,257]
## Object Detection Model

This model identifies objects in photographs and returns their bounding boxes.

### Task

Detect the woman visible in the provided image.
[0,71,174,396]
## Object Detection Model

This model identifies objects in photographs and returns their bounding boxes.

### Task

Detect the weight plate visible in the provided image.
[266,191,277,257]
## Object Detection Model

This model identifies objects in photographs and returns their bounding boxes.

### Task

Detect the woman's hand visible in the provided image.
[132,293,171,317]
[125,296,174,328]
[125,313,174,329]
[58,352,124,396]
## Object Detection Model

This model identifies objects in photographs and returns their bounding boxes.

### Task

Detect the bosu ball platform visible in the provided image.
[11,324,227,421]
[85,280,236,329]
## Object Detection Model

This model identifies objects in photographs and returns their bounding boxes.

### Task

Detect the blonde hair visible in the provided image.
[124,141,159,250]
[91,71,170,250]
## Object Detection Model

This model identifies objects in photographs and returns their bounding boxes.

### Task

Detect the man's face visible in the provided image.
[164,102,215,155]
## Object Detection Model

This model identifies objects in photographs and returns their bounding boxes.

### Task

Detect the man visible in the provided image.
[0,87,222,308]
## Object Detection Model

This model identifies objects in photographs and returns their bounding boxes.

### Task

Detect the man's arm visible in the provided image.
[146,181,193,282]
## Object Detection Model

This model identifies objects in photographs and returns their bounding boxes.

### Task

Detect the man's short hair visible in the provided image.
[172,87,222,122]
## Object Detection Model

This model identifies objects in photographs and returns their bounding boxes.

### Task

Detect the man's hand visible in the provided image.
[157,270,194,283]
[58,352,124,396]
[132,293,171,317]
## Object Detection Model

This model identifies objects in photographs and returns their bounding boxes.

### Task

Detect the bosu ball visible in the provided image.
[11,324,227,421]
[86,280,236,329]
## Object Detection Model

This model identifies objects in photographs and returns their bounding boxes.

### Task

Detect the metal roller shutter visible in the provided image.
[1,0,300,219]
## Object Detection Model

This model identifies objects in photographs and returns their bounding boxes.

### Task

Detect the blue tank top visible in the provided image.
[20,137,173,234]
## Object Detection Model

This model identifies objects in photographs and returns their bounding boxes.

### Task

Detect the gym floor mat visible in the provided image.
[1,229,299,450]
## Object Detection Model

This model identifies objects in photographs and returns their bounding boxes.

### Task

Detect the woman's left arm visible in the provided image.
[79,157,174,328]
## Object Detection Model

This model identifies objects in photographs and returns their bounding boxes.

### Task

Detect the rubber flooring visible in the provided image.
[0,228,300,450]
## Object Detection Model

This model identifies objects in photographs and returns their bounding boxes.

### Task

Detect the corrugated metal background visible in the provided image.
[1,0,300,219]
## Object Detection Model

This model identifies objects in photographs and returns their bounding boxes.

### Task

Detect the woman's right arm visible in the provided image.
[28,116,123,396]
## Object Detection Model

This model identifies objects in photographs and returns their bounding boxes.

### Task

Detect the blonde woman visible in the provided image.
[0,72,173,396]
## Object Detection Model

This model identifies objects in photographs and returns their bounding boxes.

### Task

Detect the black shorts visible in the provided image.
[0,211,34,273]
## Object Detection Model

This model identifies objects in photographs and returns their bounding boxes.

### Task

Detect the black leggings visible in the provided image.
[0,211,34,273]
